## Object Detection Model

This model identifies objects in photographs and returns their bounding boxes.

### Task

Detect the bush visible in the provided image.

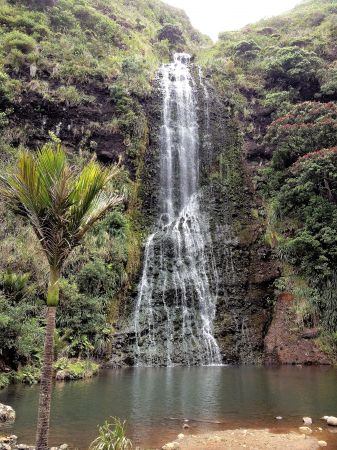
[265,101,337,169]
[233,40,260,59]
[90,418,132,450]
[3,30,36,54]
[264,46,321,90]
[271,148,337,283]
[158,23,185,47]
[0,373,10,390]
[54,357,99,380]
[14,365,41,385]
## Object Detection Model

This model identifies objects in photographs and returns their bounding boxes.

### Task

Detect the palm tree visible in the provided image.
[0,144,123,450]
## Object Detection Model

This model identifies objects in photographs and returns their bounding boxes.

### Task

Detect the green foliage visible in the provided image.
[3,30,36,53]
[264,46,321,89]
[14,364,41,384]
[0,372,10,389]
[54,357,99,380]
[318,63,337,98]
[90,418,132,450]
[318,331,337,361]
[200,0,337,343]
[0,290,44,368]
[158,23,185,47]
[265,102,337,170]
[270,149,337,283]
[0,144,122,276]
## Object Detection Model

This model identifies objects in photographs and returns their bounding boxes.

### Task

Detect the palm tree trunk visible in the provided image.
[35,306,56,450]
[36,268,60,450]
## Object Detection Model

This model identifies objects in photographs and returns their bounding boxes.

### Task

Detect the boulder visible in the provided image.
[318,442,327,447]
[302,417,312,425]
[0,436,17,445]
[0,404,15,423]
[0,444,11,450]
[327,416,337,426]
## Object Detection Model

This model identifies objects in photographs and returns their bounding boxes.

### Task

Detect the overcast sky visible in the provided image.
[164,0,302,41]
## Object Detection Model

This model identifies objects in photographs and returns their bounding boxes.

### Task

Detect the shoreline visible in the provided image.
[1,423,336,449]
[162,428,329,449]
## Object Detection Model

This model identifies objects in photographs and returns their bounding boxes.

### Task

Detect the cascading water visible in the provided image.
[133,53,221,366]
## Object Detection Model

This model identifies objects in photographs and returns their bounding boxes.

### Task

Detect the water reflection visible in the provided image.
[0,366,336,449]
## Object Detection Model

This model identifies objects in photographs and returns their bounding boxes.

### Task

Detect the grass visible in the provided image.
[90,417,132,450]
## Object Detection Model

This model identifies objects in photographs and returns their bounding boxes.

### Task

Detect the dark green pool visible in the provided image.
[1,366,337,449]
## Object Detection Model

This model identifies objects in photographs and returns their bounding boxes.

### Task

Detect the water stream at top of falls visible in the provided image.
[133,53,221,366]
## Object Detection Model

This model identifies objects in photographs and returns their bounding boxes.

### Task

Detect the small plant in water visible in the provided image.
[90,417,132,450]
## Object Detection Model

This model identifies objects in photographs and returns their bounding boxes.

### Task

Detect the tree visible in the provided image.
[0,145,123,450]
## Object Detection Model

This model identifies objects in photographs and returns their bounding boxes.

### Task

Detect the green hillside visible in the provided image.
[0,0,206,386]
[199,0,337,356]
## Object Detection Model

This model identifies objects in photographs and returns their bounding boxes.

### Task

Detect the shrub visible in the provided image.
[90,418,132,450]
[14,365,41,384]
[158,23,185,47]
[264,46,321,90]
[265,102,337,169]
[3,30,36,54]
[233,40,260,59]
[318,64,337,98]
[54,357,99,380]
[0,373,10,390]
[272,148,337,283]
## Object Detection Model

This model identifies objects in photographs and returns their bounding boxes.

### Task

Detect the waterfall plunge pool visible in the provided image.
[1,366,337,449]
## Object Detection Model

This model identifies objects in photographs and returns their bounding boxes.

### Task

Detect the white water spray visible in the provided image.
[133,53,221,366]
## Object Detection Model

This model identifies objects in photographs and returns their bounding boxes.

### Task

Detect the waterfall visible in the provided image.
[133,53,221,366]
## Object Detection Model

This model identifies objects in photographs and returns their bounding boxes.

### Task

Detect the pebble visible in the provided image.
[182,423,190,429]
[302,417,312,425]
[275,416,283,420]
[318,441,327,447]
[299,426,312,434]
[177,434,184,440]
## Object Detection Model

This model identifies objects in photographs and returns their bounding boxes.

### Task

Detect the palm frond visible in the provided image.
[0,145,124,271]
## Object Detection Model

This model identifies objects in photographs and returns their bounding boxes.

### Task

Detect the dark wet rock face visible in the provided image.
[109,57,277,367]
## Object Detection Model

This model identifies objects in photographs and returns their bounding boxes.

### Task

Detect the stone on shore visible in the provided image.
[326,416,337,426]
[162,442,180,450]
[0,444,11,450]
[302,417,312,425]
[0,404,15,423]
